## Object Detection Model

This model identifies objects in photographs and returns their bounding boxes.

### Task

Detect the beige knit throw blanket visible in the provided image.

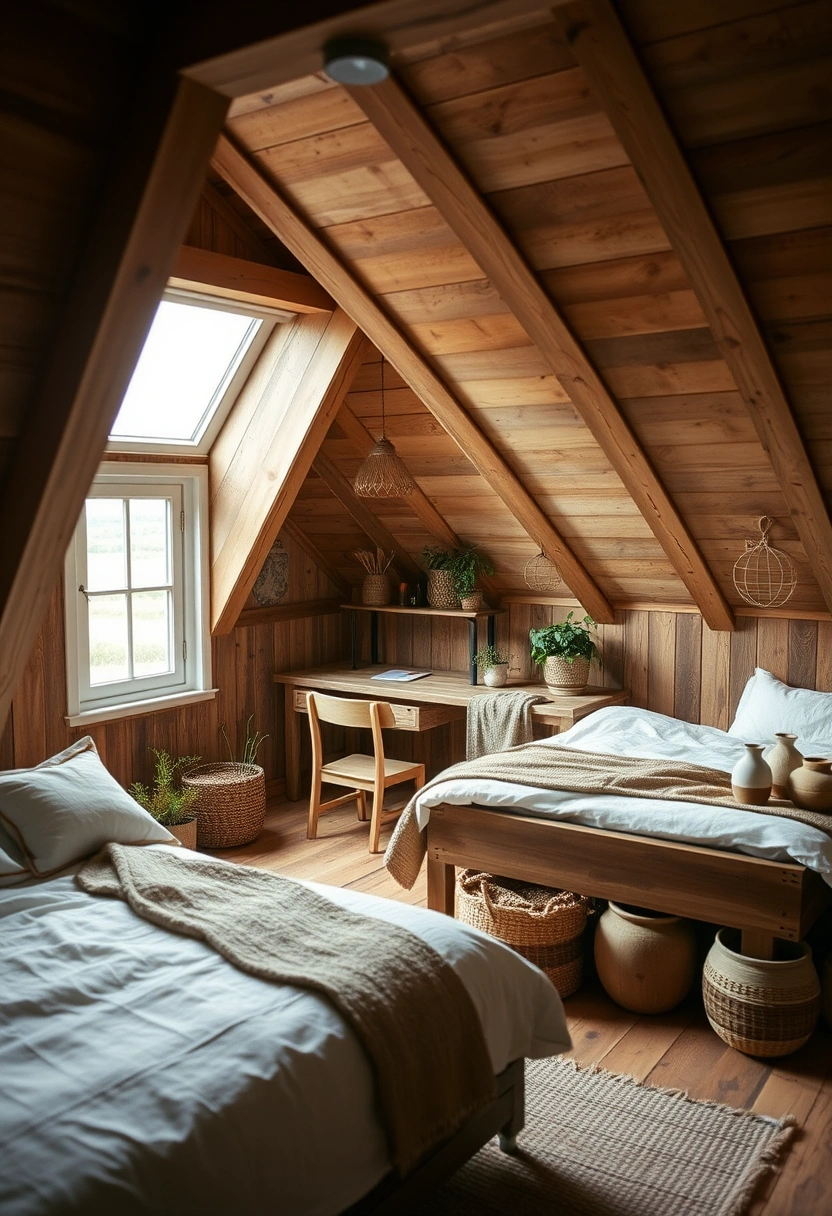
[76,843,495,1175]
[385,743,832,890]
[466,690,549,760]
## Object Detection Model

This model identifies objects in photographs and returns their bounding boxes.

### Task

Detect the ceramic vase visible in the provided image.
[427,569,458,609]
[593,902,698,1014]
[483,664,508,688]
[703,929,820,1057]
[765,733,803,798]
[788,757,832,812]
[543,655,590,693]
[731,743,771,805]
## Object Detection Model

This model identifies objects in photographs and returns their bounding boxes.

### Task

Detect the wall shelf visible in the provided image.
[341,603,505,684]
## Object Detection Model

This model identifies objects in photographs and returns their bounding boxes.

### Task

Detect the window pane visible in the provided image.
[89,594,129,685]
[109,300,261,443]
[130,498,171,588]
[132,590,172,677]
[86,500,126,591]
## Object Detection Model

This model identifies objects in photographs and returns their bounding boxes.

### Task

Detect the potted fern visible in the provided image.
[448,546,494,612]
[182,716,269,849]
[530,613,598,693]
[129,750,201,849]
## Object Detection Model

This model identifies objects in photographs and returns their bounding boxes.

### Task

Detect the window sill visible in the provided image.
[66,688,218,728]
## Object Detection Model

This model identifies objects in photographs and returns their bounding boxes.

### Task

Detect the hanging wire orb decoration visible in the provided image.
[732,516,797,608]
[524,549,562,593]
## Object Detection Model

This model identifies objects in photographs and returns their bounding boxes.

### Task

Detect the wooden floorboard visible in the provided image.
[210,792,832,1213]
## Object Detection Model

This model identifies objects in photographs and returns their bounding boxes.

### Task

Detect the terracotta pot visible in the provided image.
[594,902,698,1014]
[460,591,484,612]
[362,574,390,606]
[427,569,458,609]
[169,818,197,850]
[543,655,590,693]
[731,743,771,805]
[765,733,803,798]
[703,929,820,1057]
[483,664,508,688]
[788,757,832,812]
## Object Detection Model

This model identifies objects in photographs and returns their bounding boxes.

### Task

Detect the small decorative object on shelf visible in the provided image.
[353,355,416,497]
[473,644,513,687]
[524,548,562,593]
[765,733,803,798]
[731,743,772,805]
[183,716,268,849]
[129,749,201,850]
[733,516,797,608]
[355,547,394,606]
[449,545,494,611]
[398,582,409,606]
[703,929,821,1057]
[594,902,698,1014]
[788,756,832,811]
[530,612,598,693]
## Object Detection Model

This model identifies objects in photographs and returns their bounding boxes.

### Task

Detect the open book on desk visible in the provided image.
[370,669,432,682]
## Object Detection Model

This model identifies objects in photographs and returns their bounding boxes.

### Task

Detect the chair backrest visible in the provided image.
[306,691,396,730]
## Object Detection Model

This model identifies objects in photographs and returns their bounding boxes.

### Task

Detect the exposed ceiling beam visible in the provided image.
[171,246,335,313]
[282,517,353,599]
[311,451,424,585]
[213,134,616,624]
[210,308,365,634]
[554,0,832,617]
[346,74,735,633]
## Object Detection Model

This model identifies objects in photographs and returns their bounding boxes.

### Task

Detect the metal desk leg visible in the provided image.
[468,618,477,684]
[350,610,357,669]
[371,611,379,664]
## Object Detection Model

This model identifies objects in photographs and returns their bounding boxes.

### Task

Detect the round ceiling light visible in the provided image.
[323,37,389,86]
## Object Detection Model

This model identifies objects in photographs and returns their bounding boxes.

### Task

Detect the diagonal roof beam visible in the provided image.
[553,0,832,617]
[346,74,734,633]
[213,134,616,624]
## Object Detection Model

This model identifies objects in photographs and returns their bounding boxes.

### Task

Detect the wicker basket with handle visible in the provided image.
[182,762,266,849]
[456,870,589,997]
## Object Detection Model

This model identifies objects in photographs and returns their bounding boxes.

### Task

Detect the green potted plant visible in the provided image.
[448,546,495,612]
[422,545,460,609]
[129,750,201,849]
[530,612,598,693]
[473,643,513,687]
[181,716,268,849]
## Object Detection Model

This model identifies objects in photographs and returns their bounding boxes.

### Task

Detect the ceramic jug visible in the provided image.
[731,743,771,805]
[788,757,832,812]
[765,733,803,798]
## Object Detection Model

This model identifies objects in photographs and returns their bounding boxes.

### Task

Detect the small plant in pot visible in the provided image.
[129,749,201,849]
[422,546,460,609]
[530,612,598,693]
[181,716,268,850]
[448,545,494,612]
[473,644,513,688]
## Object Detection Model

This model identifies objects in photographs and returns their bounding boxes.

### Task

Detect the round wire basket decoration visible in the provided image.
[524,549,562,593]
[733,516,797,608]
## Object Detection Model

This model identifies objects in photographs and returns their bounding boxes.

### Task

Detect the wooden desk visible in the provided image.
[274,662,629,800]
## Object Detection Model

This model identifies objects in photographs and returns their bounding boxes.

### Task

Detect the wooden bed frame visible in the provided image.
[424,804,831,959]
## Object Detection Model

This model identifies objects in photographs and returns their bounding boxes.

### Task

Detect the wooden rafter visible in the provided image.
[282,517,352,598]
[171,246,334,313]
[554,0,832,617]
[212,134,616,624]
[210,308,365,634]
[346,74,735,633]
[311,451,424,585]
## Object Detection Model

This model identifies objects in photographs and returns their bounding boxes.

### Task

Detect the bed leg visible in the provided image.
[426,856,455,916]
[498,1059,525,1155]
[741,930,775,959]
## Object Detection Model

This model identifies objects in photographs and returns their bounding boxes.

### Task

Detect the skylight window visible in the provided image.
[108,294,275,452]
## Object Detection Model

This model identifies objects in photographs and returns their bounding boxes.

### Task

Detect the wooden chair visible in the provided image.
[306,691,425,853]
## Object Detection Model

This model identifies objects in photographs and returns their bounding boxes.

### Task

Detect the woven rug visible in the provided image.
[413,1057,796,1216]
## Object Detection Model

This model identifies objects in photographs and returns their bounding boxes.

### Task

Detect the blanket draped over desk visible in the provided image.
[466,689,549,760]
[384,743,832,889]
[76,844,495,1175]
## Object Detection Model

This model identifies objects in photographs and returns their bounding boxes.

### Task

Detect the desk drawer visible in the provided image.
[293,689,463,732]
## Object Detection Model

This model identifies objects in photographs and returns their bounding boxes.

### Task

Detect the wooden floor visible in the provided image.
[215,793,832,1215]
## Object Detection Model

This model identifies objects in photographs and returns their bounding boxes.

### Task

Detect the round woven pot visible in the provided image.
[703,928,820,1057]
[594,903,697,1014]
[460,591,483,612]
[543,655,590,692]
[183,762,266,849]
[427,569,459,609]
[457,870,588,997]
[362,574,390,606]
[168,818,197,850]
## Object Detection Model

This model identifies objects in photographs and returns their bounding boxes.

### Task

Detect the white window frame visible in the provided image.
[64,462,213,725]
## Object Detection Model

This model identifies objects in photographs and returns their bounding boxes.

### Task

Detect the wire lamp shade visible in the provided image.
[524,549,562,592]
[353,356,415,497]
[733,516,797,608]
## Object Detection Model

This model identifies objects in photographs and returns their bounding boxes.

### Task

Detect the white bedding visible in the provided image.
[0,852,569,1216]
[413,706,832,888]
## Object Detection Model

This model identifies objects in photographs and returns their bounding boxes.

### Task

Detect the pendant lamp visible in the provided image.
[353,356,416,497]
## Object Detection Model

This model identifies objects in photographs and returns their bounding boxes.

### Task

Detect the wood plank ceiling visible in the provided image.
[213,0,831,619]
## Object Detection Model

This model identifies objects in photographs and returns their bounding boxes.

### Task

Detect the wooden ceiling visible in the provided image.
[211,0,832,621]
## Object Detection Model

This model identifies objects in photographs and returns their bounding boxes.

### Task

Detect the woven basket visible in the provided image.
[362,574,390,606]
[703,928,820,1057]
[427,568,459,609]
[182,762,266,849]
[543,655,590,692]
[457,870,588,997]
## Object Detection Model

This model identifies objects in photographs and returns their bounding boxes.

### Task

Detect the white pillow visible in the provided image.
[0,823,29,886]
[729,668,832,753]
[0,737,177,877]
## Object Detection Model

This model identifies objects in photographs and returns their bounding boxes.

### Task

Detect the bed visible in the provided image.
[417,671,832,957]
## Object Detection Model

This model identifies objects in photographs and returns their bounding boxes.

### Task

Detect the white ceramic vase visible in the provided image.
[483,664,508,688]
[764,733,803,798]
[731,743,771,805]
[593,902,698,1014]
